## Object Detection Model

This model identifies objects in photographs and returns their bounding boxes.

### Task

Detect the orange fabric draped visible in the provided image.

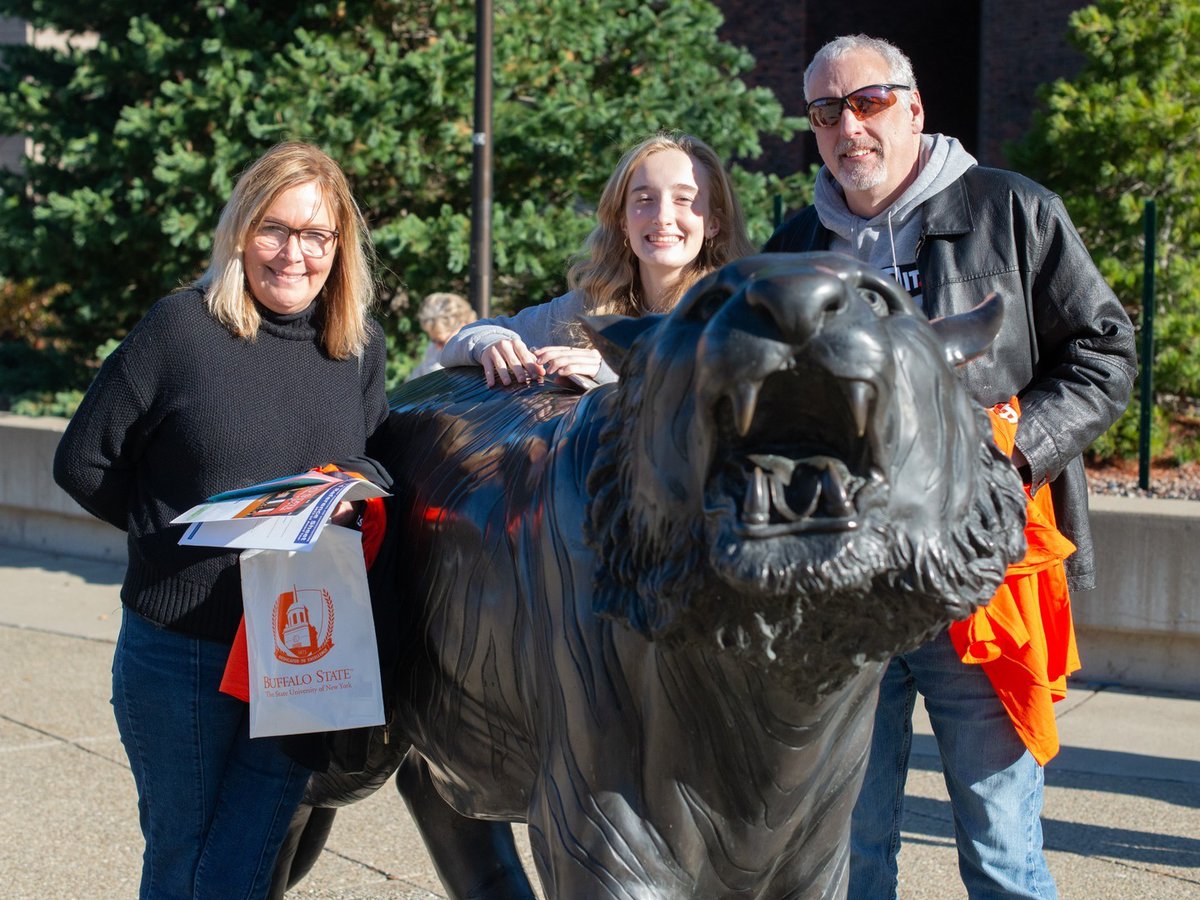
[947,399,1080,765]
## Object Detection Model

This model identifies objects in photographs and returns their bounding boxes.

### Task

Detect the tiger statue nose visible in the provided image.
[742,273,858,347]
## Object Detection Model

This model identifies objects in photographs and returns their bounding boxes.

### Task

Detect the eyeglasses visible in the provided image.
[805,84,911,129]
[252,223,340,258]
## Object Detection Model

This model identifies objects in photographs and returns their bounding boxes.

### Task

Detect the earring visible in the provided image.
[624,236,630,250]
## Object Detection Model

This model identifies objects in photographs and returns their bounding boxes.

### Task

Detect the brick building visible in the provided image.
[717,0,1091,174]
[0,17,28,172]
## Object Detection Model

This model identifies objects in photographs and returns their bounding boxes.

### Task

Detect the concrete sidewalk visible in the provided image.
[1,544,1197,898]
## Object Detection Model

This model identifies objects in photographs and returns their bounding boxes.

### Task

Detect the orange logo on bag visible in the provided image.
[271,585,335,665]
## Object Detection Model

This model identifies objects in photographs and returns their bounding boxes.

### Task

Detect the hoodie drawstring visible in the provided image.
[886,208,900,283]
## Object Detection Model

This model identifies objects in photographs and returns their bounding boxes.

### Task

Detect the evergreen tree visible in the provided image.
[0,0,809,401]
[1008,0,1200,400]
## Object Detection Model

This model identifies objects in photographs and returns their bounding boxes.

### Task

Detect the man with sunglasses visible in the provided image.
[766,34,1136,900]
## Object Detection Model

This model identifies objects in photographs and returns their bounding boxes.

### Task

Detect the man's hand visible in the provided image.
[1011,445,1033,485]
[479,337,546,387]
[533,346,603,381]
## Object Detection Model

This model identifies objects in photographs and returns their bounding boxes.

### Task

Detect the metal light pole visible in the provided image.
[1138,199,1157,490]
[468,0,493,318]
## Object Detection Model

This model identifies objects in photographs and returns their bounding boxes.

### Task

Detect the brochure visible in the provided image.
[171,469,389,551]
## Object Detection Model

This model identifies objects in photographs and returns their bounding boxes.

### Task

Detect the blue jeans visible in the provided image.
[112,609,311,900]
[849,629,1057,899]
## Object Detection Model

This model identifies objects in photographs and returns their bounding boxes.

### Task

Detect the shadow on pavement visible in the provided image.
[903,794,1200,868]
[0,545,124,586]
[910,734,1200,801]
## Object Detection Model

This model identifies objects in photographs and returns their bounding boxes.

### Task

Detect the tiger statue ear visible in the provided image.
[581,314,663,372]
[929,292,1004,367]
[853,262,1005,368]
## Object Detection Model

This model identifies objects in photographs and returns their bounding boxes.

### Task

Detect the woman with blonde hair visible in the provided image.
[54,141,389,899]
[441,131,755,386]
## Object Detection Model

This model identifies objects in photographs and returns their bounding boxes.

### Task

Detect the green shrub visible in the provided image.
[0,340,87,413]
[1088,400,1169,462]
[8,390,85,418]
[1007,0,1200,401]
[0,0,810,395]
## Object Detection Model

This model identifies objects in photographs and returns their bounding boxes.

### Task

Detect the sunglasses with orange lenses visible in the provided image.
[805,84,911,129]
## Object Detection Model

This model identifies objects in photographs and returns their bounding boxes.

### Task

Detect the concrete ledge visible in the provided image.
[3,413,1199,691]
[0,413,126,562]
[1074,626,1200,692]
[1076,495,1200,693]
[1085,498,1200,641]
[0,505,125,562]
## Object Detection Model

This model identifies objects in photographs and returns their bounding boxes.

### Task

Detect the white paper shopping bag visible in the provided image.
[240,524,385,738]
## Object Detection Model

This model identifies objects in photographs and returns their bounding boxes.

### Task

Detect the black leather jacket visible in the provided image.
[765,165,1137,590]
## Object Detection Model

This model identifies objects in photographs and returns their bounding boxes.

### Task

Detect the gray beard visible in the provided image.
[834,139,888,193]
[837,158,888,192]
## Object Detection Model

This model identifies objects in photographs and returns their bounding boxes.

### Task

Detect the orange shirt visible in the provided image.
[948,399,1080,765]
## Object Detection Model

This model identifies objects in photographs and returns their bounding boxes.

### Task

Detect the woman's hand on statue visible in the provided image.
[534,346,603,380]
[479,338,546,387]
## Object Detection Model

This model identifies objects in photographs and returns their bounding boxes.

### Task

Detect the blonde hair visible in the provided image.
[197,141,376,359]
[417,291,477,337]
[567,132,755,318]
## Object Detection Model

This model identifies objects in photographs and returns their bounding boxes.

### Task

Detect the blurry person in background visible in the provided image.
[407,291,478,380]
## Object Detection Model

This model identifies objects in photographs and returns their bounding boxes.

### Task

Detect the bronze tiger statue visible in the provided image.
[272,253,1028,899]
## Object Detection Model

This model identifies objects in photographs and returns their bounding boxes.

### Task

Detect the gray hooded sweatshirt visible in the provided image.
[814,133,977,308]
